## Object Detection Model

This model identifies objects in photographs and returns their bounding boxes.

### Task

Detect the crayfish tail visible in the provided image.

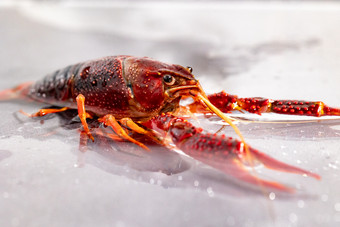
[0,82,32,101]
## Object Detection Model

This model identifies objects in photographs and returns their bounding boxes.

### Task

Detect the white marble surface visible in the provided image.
[1,2,340,227]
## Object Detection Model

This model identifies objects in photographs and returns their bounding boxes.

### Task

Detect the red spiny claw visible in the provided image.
[188,91,238,114]
[207,92,272,115]
[249,148,321,180]
[151,114,319,192]
[141,113,181,135]
[206,91,238,113]
[235,97,271,115]
[201,91,340,117]
[197,91,273,115]
[143,113,320,192]
[271,100,340,117]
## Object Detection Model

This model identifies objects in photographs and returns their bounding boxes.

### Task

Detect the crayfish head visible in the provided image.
[123,56,202,114]
[161,68,209,101]
[123,56,221,119]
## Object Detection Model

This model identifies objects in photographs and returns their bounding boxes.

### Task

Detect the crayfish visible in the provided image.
[2,55,337,192]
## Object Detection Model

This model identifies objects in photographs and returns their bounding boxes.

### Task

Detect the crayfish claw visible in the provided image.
[226,159,295,193]
[178,135,296,192]
[142,113,320,192]
[250,148,321,180]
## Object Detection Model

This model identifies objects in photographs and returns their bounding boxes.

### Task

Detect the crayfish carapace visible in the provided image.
[1,55,331,192]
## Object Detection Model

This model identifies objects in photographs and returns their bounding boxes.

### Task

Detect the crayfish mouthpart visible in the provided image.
[165,85,201,98]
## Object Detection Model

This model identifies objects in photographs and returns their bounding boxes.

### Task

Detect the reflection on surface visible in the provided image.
[0,150,12,162]
[5,107,334,198]
[204,114,340,140]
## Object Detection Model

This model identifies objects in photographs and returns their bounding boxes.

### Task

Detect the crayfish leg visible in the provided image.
[99,114,149,151]
[20,107,70,117]
[76,94,94,142]
[120,118,165,146]
[79,131,89,153]
[95,128,125,142]
[120,118,150,135]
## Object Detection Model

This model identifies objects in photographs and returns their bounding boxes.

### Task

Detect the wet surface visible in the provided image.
[1,1,340,227]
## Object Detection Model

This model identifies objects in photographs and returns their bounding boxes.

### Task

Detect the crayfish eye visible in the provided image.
[163,74,175,85]
[187,66,193,73]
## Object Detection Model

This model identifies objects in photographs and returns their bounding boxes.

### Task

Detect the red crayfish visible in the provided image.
[2,55,338,192]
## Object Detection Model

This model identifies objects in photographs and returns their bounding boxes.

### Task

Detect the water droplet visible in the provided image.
[269,192,276,200]
[149,178,155,184]
[289,213,298,223]
[194,180,199,187]
[207,187,214,197]
[321,194,328,202]
[328,163,338,169]
[178,175,183,181]
[297,200,305,208]
[334,203,340,212]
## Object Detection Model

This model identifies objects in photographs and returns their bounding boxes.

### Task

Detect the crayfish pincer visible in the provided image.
[1,55,330,192]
